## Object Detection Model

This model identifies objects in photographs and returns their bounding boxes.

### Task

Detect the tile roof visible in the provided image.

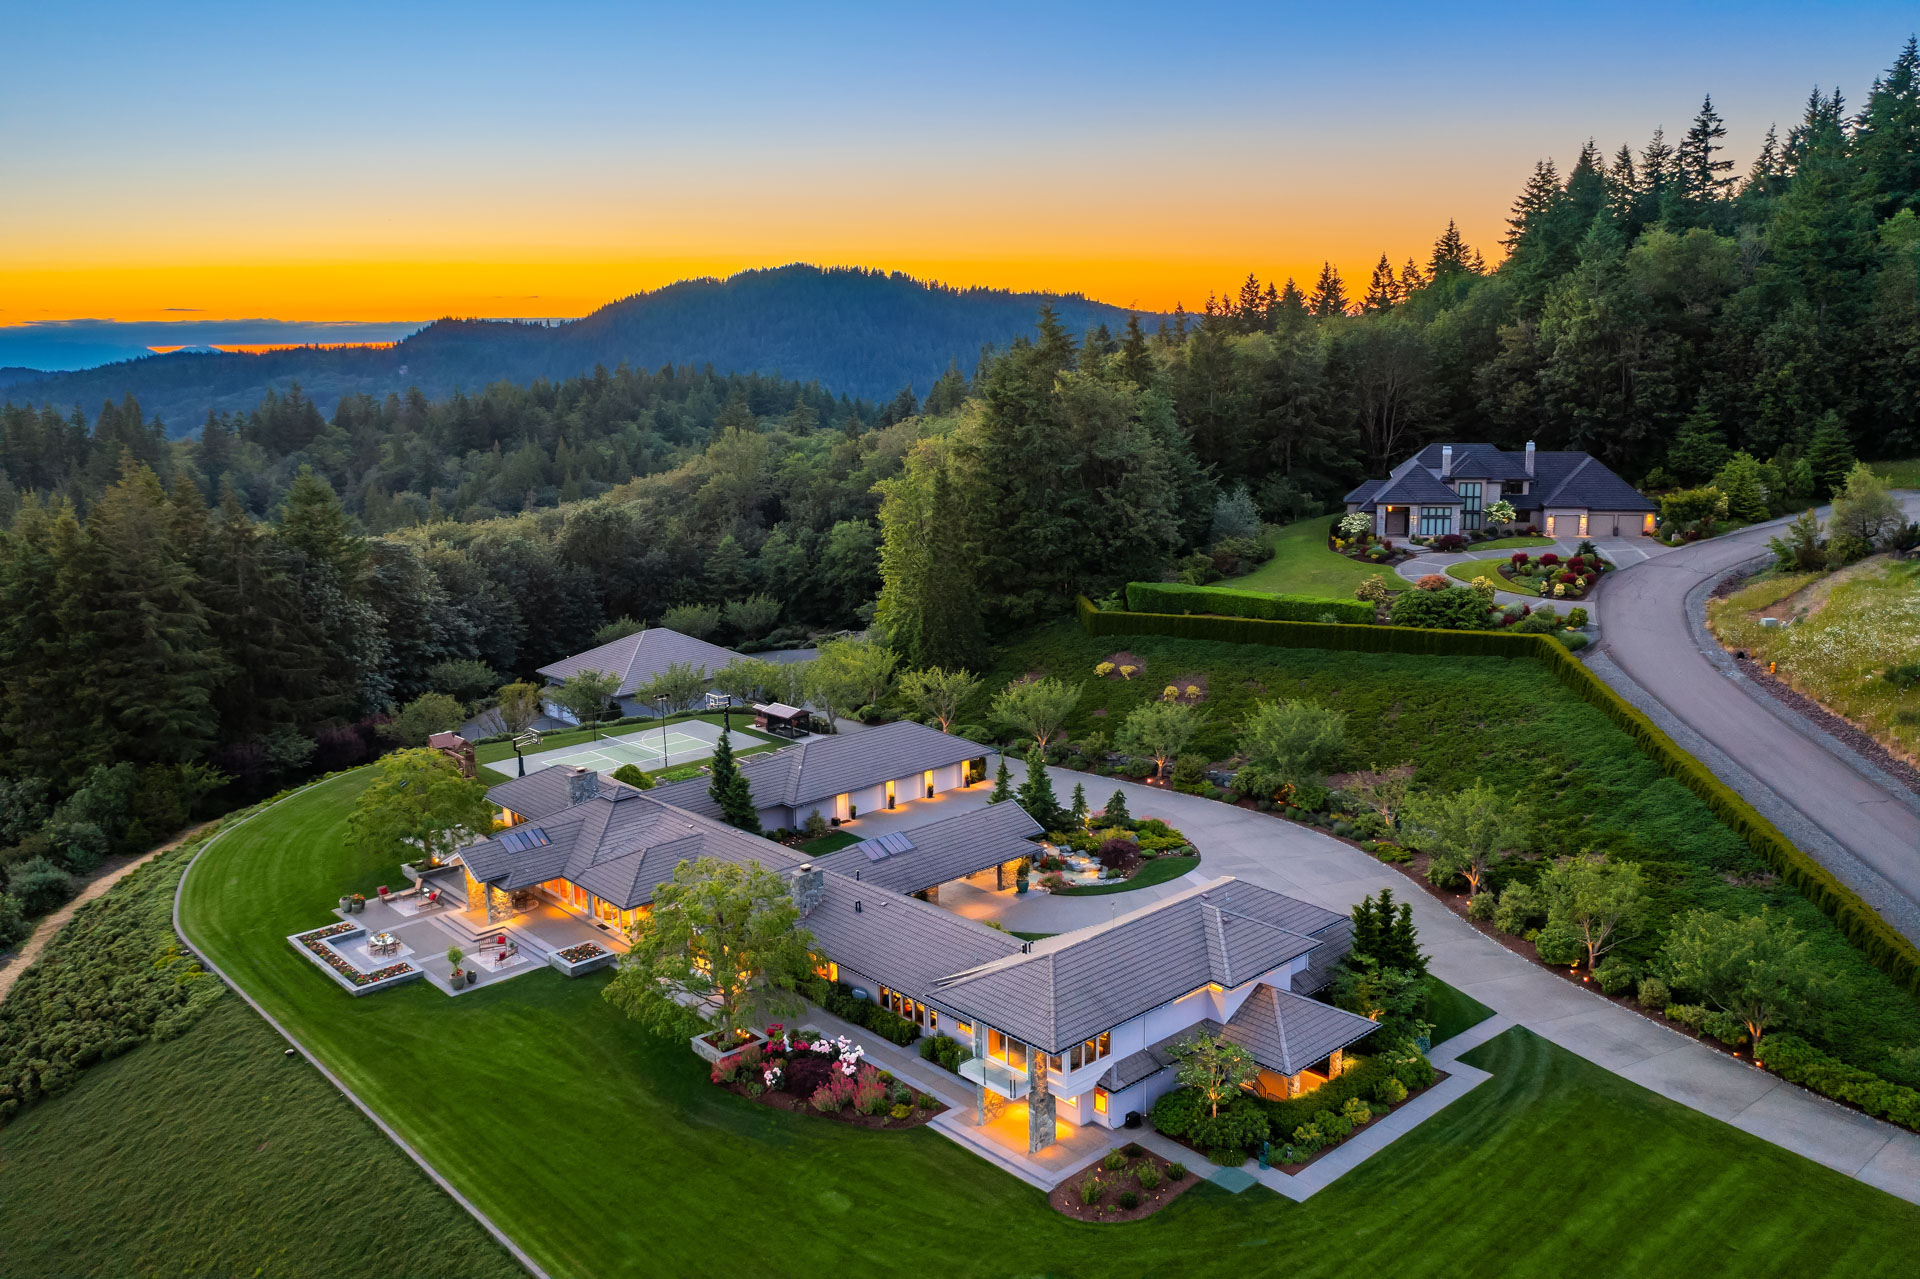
[1411,442,1533,482]
[1343,478,1383,506]
[461,786,805,910]
[1530,451,1657,512]
[930,878,1341,1053]
[1220,983,1379,1076]
[811,802,1043,896]
[536,627,741,698]
[1368,470,1464,507]
[488,767,638,822]
[649,721,988,814]
[800,869,1024,1008]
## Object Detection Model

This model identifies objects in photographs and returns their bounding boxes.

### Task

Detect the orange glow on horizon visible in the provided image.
[146,342,398,354]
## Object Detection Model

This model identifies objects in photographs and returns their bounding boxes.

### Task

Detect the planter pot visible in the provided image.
[339,896,351,910]
[465,970,479,988]
[690,1029,767,1065]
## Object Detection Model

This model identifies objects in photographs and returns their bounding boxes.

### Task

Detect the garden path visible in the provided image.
[991,763,1920,1203]
[0,821,213,1006]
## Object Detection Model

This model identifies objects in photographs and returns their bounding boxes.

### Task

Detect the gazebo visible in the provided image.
[751,702,811,738]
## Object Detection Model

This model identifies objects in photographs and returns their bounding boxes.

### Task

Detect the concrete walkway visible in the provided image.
[0,821,212,1005]
[990,764,1920,1203]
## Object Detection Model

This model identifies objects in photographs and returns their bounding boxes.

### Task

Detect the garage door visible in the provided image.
[1592,512,1618,537]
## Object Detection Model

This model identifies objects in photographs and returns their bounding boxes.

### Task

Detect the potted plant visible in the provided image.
[447,945,464,987]
[349,893,366,914]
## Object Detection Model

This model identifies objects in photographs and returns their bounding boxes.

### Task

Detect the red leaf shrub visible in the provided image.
[1416,574,1451,591]
[1510,552,1529,565]
[1096,837,1142,874]
[1558,571,1577,583]
[1432,533,1466,551]
[1539,552,1561,566]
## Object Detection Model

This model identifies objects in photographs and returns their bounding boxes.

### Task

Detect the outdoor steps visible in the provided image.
[433,909,559,959]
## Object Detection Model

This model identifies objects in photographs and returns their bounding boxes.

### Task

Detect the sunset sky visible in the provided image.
[3,1,1913,330]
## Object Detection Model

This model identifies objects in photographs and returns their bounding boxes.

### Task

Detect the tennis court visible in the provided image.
[485,719,730,778]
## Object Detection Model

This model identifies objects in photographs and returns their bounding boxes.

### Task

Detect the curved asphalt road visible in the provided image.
[1595,495,1920,938]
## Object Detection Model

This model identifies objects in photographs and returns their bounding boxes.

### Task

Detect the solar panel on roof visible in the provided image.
[874,831,915,856]
[862,842,890,862]
[498,826,550,854]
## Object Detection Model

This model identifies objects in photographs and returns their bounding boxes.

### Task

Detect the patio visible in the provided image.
[337,889,628,996]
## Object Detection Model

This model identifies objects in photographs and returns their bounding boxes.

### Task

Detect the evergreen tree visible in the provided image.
[1308,262,1350,317]
[1102,787,1131,825]
[1666,405,1732,484]
[707,730,762,833]
[1803,412,1857,497]
[1363,254,1398,313]
[1117,314,1156,388]
[1014,745,1062,827]
[1855,37,1920,218]
[1427,220,1478,278]
[1397,258,1425,300]
[987,756,1013,804]
[1676,94,1734,212]
[1712,452,1771,522]
[1069,782,1089,828]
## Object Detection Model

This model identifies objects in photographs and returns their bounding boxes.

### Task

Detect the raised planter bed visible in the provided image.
[549,940,617,978]
[1049,1143,1199,1221]
[287,921,424,996]
[691,1027,767,1065]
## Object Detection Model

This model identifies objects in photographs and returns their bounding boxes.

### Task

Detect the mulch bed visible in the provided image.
[1047,1144,1200,1222]
[1099,651,1147,679]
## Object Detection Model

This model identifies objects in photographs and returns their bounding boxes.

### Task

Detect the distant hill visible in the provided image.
[0,368,47,391]
[3,266,1163,435]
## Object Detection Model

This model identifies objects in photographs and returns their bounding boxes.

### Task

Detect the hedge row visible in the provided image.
[1757,1032,1920,1130]
[1123,582,1374,626]
[1073,597,1920,994]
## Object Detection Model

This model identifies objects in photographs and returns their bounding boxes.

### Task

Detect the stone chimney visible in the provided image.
[792,863,825,917]
[1440,444,1453,476]
[1525,440,1536,475]
[565,765,599,806]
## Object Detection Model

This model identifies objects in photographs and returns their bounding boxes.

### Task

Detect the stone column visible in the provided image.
[464,869,486,914]
[972,1022,990,1125]
[1328,1048,1345,1080]
[1028,1051,1057,1154]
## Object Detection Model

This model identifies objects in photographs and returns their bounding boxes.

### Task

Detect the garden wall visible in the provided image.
[1075,596,1920,993]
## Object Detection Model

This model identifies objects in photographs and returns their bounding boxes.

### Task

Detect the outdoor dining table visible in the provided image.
[369,931,401,957]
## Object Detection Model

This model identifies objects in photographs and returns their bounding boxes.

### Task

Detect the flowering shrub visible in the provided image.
[1557,571,1577,583]
[1416,574,1450,591]
[1510,552,1529,565]
[1337,511,1372,539]
[1163,685,1179,699]
[1118,664,1138,680]
[1553,583,1567,597]
[853,1072,889,1116]
[1539,552,1560,566]
[810,1078,854,1111]
[1095,662,1115,677]
[298,922,358,943]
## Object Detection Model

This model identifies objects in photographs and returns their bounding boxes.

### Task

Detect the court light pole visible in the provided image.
[655,694,670,766]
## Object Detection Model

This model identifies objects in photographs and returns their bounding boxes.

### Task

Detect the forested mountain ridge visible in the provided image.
[1,266,1156,431]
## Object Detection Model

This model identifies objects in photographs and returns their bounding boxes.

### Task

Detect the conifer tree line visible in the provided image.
[0,39,1915,900]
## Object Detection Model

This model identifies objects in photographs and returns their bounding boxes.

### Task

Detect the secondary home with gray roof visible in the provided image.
[459,744,1373,1156]
[1346,440,1656,541]
[647,719,991,831]
[537,626,744,720]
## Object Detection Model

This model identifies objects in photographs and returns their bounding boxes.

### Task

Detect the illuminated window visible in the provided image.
[987,1028,1008,1063]
[1093,1088,1109,1116]
[954,1020,973,1040]
[814,959,839,982]
[923,768,935,798]
[885,780,897,810]
[1007,1040,1028,1073]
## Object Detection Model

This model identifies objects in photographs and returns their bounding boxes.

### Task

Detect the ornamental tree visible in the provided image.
[1168,1031,1260,1117]
[1405,780,1529,897]
[1538,853,1645,970]
[382,692,465,747]
[805,638,899,727]
[604,857,816,1042]
[640,660,709,716]
[990,676,1081,749]
[496,681,544,737]
[554,667,621,739]
[896,666,982,733]
[347,749,494,869]
[1235,698,1346,797]
[1661,908,1824,1047]
[1484,498,1517,526]
[1114,698,1205,780]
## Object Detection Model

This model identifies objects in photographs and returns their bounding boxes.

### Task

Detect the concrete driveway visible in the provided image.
[1592,495,1920,943]
[1397,535,1676,629]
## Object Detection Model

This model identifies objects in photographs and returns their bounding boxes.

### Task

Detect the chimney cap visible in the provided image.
[797,862,814,873]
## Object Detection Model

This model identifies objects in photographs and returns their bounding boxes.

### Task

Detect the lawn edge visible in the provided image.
[173,770,549,1279]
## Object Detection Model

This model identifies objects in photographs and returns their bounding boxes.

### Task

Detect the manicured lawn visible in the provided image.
[1708,559,1920,759]
[798,830,862,855]
[1871,458,1920,488]
[175,777,1920,1278]
[1427,976,1494,1045]
[974,623,1920,1073]
[1445,558,1541,595]
[0,996,521,1279]
[1469,535,1556,550]
[1225,516,1386,598]
[1047,853,1200,896]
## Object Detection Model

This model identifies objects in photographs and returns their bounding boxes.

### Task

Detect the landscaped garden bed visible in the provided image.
[1492,549,1611,600]
[1036,808,1199,895]
[1049,1143,1198,1222]
[709,1028,945,1128]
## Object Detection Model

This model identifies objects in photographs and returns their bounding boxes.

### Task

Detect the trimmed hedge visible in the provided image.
[1123,582,1374,626]
[1757,1033,1920,1130]
[1074,596,1920,993]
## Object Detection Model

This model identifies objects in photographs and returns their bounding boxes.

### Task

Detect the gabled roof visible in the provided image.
[930,879,1342,1054]
[461,787,805,909]
[488,767,638,822]
[1411,441,1532,482]
[1220,983,1378,1076]
[1369,469,1465,507]
[812,802,1043,896]
[536,627,740,698]
[800,868,1024,1006]
[1531,451,1657,512]
[649,721,989,814]
[1343,478,1383,506]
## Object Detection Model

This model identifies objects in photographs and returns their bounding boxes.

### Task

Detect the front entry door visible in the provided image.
[1384,508,1408,537]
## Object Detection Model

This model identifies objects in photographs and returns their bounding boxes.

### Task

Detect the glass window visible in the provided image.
[1418,507,1453,536]
[1007,1040,1028,1074]
[1093,1087,1109,1115]
[954,1020,972,1040]
[1457,482,1482,530]
[988,1028,1008,1063]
